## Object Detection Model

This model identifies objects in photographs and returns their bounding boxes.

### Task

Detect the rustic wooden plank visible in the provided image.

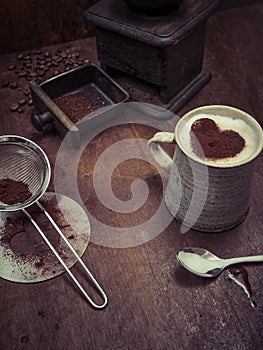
[0,5,263,350]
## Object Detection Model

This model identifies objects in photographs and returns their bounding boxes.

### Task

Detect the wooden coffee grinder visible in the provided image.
[85,0,218,112]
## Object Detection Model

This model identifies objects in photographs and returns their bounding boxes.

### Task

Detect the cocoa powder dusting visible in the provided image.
[190,118,245,159]
[0,178,32,205]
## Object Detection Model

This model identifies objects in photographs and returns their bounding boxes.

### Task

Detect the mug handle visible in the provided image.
[147,132,175,173]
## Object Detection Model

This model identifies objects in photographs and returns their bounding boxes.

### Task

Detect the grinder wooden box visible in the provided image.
[85,0,218,106]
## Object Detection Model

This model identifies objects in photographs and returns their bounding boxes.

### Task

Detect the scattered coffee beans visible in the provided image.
[2,80,9,87]
[10,104,19,112]
[10,81,18,89]
[2,44,89,114]
[18,99,27,106]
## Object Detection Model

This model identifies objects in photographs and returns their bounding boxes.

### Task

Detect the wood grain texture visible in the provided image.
[0,4,263,350]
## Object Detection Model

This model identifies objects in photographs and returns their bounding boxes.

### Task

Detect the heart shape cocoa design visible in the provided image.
[190,118,245,159]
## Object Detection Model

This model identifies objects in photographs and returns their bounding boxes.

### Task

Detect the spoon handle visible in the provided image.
[225,255,263,266]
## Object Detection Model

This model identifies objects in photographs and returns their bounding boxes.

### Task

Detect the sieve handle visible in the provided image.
[22,203,108,309]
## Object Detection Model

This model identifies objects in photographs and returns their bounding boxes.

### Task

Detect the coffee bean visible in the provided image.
[10,81,18,89]
[10,104,19,112]
[38,59,46,65]
[28,99,33,106]
[8,65,16,71]
[53,70,60,76]
[20,336,29,344]
[17,108,24,114]
[17,54,24,60]
[18,71,26,77]
[24,55,31,60]
[23,59,32,65]
[47,62,52,67]
[2,80,9,87]
[24,90,30,96]
[30,72,37,78]
[44,51,50,57]
[63,59,70,66]
[61,51,67,59]
[52,61,59,67]
[19,99,27,106]
[32,64,39,71]
[56,57,63,63]
[38,70,45,77]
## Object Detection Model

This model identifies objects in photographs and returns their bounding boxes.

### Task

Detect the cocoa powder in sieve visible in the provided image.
[0,178,32,205]
[190,118,245,159]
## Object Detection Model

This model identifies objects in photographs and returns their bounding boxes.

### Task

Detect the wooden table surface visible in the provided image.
[0,4,263,350]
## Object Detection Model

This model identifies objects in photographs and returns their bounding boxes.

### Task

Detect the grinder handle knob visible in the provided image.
[31,111,53,132]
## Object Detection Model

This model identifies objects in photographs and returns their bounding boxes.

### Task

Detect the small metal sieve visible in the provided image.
[0,135,107,309]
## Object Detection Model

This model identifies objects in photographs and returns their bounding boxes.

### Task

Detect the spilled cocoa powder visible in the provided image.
[0,203,61,255]
[0,193,88,283]
[190,118,245,159]
[0,178,32,205]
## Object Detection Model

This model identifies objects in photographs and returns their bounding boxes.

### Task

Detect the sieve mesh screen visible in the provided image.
[0,136,51,211]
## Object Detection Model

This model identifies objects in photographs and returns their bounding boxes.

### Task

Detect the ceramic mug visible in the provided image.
[148,105,263,232]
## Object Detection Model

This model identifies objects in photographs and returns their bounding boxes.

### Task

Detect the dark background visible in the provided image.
[0,0,97,55]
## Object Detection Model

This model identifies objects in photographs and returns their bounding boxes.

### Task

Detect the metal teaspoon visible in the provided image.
[176,247,263,278]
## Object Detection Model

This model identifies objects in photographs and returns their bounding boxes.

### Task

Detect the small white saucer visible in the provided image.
[0,192,90,283]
